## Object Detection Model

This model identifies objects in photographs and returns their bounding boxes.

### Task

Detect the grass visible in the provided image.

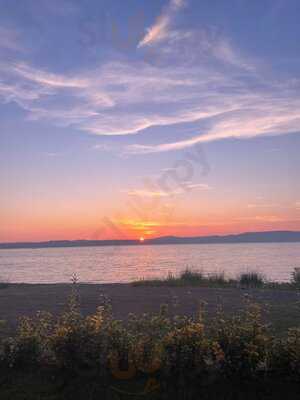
[180,268,204,283]
[291,267,300,287]
[133,268,234,287]
[238,272,265,288]
[133,268,300,290]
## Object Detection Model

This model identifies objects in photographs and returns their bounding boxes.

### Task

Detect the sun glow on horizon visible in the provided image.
[139,237,145,242]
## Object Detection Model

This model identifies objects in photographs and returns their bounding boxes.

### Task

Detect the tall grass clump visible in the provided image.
[239,272,265,288]
[133,268,232,287]
[291,268,300,288]
[179,268,205,284]
[132,268,206,287]
[207,272,228,286]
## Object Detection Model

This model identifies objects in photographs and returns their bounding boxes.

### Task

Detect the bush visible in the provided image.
[269,328,300,379]
[1,313,51,369]
[1,285,300,399]
[211,301,269,377]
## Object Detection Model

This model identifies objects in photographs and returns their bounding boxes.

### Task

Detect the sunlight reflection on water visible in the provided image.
[0,243,299,284]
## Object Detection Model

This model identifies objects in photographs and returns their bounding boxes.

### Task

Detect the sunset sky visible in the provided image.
[1,0,300,242]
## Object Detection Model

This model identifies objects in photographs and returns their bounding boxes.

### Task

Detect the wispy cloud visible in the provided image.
[211,38,256,71]
[254,215,287,223]
[126,97,300,153]
[117,219,163,229]
[116,218,189,230]
[93,143,114,152]
[44,152,64,157]
[12,63,88,88]
[0,15,299,153]
[187,183,211,190]
[1,55,300,149]
[126,189,175,198]
[247,203,280,209]
[124,183,211,198]
[236,215,287,223]
[138,0,185,48]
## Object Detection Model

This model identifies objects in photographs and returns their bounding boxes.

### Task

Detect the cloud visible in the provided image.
[116,218,189,230]
[211,38,256,71]
[186,183,211,190]
[247,203,280,209]
[1,59,233,134]
[126,189,175,198]
[44,152,63,157]
[93,143,114,152]
[138,0,185,48]
[0,21,300,152]
[124,182,211,198]
[236,215,287,223]
[12,62,88,88]
[254,215,286,223]
[126,98,300,154]
[117,219,163,229]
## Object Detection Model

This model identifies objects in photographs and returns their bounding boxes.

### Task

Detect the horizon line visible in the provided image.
[1,229,300,247]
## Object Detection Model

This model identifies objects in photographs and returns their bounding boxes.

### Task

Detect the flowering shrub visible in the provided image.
[0,288,300,399]
[269,328,300,379]
[211,302,270,377]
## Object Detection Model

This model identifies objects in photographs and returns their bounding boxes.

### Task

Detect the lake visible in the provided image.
[0,242,299,284]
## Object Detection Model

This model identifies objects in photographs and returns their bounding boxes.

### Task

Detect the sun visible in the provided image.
[139,237,145,242]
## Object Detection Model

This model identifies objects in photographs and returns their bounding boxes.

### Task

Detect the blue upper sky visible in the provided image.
[0,0,300,241]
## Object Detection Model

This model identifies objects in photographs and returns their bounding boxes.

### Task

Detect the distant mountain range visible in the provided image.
[0,231,300,250]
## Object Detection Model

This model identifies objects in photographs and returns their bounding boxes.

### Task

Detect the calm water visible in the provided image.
[0,243,299,284]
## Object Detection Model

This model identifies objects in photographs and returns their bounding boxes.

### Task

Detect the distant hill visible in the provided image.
[146,231,300,244]
[0,231,300,250]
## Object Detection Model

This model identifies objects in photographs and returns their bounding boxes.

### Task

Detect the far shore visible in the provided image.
[0,283,300,336]
[1,230,300,249]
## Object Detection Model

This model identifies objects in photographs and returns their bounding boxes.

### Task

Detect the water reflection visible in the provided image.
[0,243,299,284]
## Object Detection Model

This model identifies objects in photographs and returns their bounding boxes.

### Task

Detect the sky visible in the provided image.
[0,0,300,242]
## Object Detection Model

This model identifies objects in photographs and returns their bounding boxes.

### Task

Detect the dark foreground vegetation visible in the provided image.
[133,267,300,289]
[1,281,300,399]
